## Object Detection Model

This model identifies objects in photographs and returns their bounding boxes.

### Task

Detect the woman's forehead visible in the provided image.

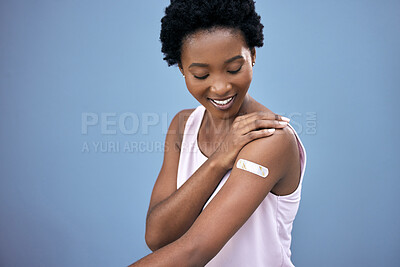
[181,28,249,63]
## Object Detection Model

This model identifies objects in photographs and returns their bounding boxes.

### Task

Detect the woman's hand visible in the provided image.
[211,112,290,171]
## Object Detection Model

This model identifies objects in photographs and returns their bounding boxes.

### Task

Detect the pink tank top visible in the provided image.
[177,105,307,267]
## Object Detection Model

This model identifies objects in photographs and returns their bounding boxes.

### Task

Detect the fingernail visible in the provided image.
[279,121,288,125]
[281,116,290,122]
[267,128,275,133]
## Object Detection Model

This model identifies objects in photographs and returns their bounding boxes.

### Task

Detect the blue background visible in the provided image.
[1,0,399,266]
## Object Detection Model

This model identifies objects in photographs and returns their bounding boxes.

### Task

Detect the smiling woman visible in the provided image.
[128,0,307,266]
[180,28,254,117]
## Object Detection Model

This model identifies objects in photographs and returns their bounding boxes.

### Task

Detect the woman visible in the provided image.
[129,0,307,266]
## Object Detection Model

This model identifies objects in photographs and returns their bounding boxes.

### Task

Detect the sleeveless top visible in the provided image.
[176,105,307,267]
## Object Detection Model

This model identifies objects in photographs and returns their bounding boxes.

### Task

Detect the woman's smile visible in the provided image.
[208,94,237,110]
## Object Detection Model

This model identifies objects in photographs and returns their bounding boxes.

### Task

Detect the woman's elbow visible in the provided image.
[146,231,210,267]
[144,215,163,251]
[144,229,162,252]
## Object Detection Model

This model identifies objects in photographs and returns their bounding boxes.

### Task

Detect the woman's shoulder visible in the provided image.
[174,108,196,133]
[241,98,301,194]
[168,108,196,151]
[247,100,298,153]
[239,96,273,115]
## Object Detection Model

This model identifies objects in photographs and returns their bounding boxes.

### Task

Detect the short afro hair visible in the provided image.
[160,0,264,66]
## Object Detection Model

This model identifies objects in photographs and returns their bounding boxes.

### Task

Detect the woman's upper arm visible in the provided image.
[147,109,194,214]
[181,127,299,264]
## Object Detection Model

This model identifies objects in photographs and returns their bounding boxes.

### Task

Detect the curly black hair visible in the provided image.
[160,0,264,66]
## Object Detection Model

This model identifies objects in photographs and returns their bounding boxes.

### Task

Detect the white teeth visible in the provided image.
[211,96,233,105]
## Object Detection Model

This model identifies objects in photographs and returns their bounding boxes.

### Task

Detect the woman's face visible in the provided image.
[179,27,256,120]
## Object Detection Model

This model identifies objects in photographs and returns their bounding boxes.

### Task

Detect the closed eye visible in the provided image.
[228,65,242,74]
[193,65,242,79]
[194,74,210,80]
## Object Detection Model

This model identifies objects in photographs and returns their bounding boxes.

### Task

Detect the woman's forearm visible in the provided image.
[128,235,198,267]
[145,152,228,251]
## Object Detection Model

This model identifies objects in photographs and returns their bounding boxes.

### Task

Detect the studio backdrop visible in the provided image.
[0,0,399,266]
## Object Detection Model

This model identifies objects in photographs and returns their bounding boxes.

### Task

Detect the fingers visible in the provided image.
[235,111,290,123]
[230,111,291,146]
[242,128,276,144]
[236,119,288,136]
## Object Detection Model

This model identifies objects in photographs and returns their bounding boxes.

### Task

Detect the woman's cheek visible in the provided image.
[185,82,204,98]
[234,72,252,89]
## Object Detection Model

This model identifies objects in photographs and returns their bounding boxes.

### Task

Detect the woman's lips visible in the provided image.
[208,94,236,110]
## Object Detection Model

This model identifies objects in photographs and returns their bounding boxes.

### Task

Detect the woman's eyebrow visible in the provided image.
[225,55,244,64]
[188,55,244,68]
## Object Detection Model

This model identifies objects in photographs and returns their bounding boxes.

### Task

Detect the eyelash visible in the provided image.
[194,65,243,80]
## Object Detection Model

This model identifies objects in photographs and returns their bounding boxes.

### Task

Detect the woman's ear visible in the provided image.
[178,63,184,76]
[251,48,256,66]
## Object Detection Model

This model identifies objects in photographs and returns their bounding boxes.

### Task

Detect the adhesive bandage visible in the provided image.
[236,159,269,178]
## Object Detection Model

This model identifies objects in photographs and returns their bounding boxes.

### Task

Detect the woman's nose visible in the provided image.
[210,77,232,95]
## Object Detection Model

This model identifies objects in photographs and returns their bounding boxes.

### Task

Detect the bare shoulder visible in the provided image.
[241,98,285,122]
[244,99,297,153]
[240,126,298,167]
[237,113,301,195]
[169,108,196,150]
